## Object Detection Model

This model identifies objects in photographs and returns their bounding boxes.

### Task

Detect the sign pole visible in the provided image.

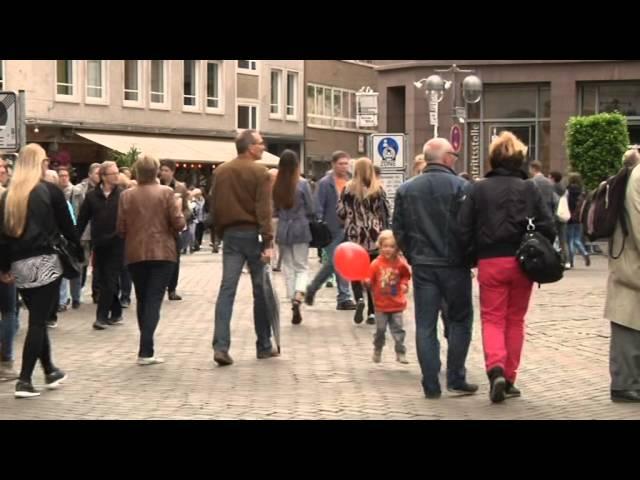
[18,90,26,151]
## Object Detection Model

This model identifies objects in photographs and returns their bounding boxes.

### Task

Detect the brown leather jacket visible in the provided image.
[117,184,186,264]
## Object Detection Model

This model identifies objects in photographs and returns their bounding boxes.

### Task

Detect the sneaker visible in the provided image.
[137,356,165,366]
[396,352,409,364]
[0,361,19,382]
[325,281,334,288]
[304,286,316,306]
[584,255,591,267]
[47,319,58,329]
[424,390,442,400]
[337,300,357,311]
[213,351,234,366]
[120,299,131,309]
[257,349,280,360]
[168,291,182,301]
[488,367,507,403]
[72,300,81,309]
[447,382,479,396]
[353,299,365,324]
[373,349,382,363]
[291,302,302,325]
[15,380,40,399]
[366,314,376,325]
[505,382,521,398]
[564,263,572,270]
[44,369,67,389]
[93,320,109,330]
[107,316,124,326]
[57,304,67,313]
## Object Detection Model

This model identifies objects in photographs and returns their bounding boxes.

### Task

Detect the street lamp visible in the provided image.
[414,64,483,137]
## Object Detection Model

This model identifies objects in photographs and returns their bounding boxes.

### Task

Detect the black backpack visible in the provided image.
[580,166,631,259]
[516,218,564,285]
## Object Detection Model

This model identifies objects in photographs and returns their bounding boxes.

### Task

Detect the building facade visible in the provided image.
[0,60,304,185]
[374,60,640,177]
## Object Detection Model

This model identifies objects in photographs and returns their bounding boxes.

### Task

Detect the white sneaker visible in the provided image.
[137,356,165,366]
[564,263,571,269]
[396,353,409,364]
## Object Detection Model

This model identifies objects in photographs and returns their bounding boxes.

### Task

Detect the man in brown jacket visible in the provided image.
[159,160,189,301]
[211,129,275,366]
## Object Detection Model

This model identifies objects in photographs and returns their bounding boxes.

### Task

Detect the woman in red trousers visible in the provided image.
[458,132,555,403]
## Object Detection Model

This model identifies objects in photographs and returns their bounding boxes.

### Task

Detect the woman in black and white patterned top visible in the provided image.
[0,143,82,398]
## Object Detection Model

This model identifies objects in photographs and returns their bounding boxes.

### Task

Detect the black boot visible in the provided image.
[584,254,591,267]
[505,381,521,398]
[488,367,506,403]
[292,301,302,325]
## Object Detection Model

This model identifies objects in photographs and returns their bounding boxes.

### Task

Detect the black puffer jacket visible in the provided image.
[0,181,81,272]
[458,167,556,262]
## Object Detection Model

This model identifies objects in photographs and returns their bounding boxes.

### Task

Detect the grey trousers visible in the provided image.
[610,321,640,391]
[374,312,406,354]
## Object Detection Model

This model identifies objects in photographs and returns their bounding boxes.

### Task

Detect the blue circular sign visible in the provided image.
[378,137,399,167]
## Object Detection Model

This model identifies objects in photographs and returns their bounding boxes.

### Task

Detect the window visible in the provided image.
[123,60,142,105]
[579,82,640,117]
[150,60,168,107]
[307,83,359,130]
[238,104,258,130]
[183,60,199,109]
[238,60,257,71]
[56,60,76,99]
[206,60,222,112]
[0,61,4,90]
[286,71,298,119]
[270,69,282,116]
[86,60,107,103]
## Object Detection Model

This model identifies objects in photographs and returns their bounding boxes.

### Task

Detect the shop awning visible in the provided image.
[75,131,280,167]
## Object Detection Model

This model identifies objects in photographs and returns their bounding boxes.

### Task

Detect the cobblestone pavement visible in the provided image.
[1,247,639,419]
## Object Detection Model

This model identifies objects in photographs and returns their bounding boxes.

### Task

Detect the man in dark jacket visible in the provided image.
[393,138,477,399]
[77,161,124,330]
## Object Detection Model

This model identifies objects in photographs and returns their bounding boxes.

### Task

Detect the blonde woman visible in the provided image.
[337,157,390,325]
[458,132,555,403]
[0,144,82,398]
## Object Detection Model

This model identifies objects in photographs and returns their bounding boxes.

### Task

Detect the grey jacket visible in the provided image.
[532,173,557,217]
[315,171,347,235]
[275,179,314,245]
[71,178,96,241]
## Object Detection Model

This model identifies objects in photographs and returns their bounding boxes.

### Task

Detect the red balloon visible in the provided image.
[334,242,370,281]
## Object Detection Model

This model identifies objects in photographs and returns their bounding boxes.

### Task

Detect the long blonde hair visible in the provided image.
[3,143,47,237]
[346,157,382,201]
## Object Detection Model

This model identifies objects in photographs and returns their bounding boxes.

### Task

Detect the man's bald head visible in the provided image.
[423,138,457,169]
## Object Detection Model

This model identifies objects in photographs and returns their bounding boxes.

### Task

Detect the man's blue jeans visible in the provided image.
[213,229,272,355]
[412,265,473,394]
[307,231,352,304]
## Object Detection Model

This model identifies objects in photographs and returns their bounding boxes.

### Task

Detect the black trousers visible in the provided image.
[351,251,378,316]
[19,277,61,382]
[168,238,180,293]
[94,244,124,322]
[195,223,205,248]
[129,261,175,358]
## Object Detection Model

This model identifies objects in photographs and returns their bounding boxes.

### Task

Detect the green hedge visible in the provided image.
[565,113,630,191]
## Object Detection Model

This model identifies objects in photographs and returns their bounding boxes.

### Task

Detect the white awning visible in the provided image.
[75,131,280,167]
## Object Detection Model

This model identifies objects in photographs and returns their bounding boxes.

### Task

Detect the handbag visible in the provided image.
[309,219,332,249]
[51,233,82,280]
[516,217,564,284]
[556,192,570,223]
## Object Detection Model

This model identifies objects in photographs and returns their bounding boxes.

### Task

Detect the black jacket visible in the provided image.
[392,163,470,267]
[77,185,123,248]
[458,167,556,262]
[0,181,81,272]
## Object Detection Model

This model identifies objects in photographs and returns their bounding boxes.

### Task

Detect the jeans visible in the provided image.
[373,312,406,354]
[307,231,352,304]
[554,220,569,265]
[195,223,205,248]
[279,243,310,300]
[94,244,124,322]
[567,223,588,266]
[213,228,272,355]
[412,265,473,394]
[478,257,533,383]
[0,282,18,362]
[129,261,174,358]
[19,277,61,382]
[168,238,181,293]
[59,277,81,307]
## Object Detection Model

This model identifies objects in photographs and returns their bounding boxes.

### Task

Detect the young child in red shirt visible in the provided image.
[367,230,411,364]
